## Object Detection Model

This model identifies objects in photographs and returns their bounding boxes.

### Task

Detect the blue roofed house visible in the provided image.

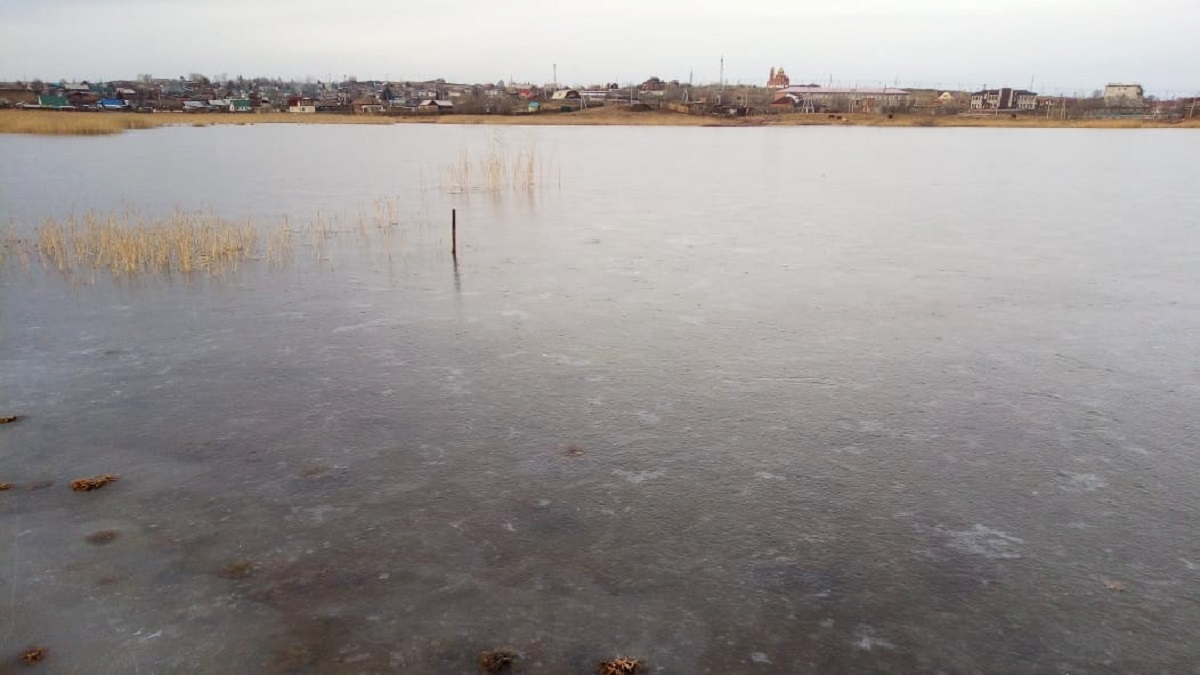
[98,98,130,110]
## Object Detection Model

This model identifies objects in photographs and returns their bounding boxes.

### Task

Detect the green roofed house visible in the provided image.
[229,99,253,113]
[38,94,72,109]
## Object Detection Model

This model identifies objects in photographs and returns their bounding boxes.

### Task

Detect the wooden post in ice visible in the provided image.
[451,209,457,259]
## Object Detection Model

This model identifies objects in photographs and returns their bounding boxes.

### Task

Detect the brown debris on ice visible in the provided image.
[478,648,517,673]
[70,475,119,491]
[220,561,254,580]
[86,530,120,545]
[597,657,641,675]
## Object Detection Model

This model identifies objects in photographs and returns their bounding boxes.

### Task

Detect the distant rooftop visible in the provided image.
[777,86,909,95]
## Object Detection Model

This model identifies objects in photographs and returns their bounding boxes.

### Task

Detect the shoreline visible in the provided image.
[2,107,1197,135]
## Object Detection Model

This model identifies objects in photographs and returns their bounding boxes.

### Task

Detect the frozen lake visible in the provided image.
[2,124,1200,673]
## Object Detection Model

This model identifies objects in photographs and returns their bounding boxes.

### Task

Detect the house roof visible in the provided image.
[777,86,909,96]
[971,89,1037,96]
[419,99,453,106]
[38,94,70,107]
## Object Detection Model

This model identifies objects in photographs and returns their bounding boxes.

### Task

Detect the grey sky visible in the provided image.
[1,0,1196,95]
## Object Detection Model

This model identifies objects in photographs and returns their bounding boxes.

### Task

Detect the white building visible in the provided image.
[287,97,316,114]
[773,86,910,113]
[969,88,1038,111]
[1103,83,1145,108]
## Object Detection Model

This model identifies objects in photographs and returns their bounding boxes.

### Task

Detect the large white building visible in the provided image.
[1103,83,1145,108]
[969,88,1038,111]
[773,86,910,112]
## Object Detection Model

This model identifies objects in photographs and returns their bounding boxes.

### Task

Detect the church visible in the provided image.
[767,67,791,89]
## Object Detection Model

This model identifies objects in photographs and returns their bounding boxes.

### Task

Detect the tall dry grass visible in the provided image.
[5,197,417,281]
[441,134,548,193]
[37,211,257,276]
[0,110,159,136]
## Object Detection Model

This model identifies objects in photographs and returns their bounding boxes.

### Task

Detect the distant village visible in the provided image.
[0,68,1195,120]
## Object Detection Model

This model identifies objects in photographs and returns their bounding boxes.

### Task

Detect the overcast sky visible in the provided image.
[1,0,1197,95]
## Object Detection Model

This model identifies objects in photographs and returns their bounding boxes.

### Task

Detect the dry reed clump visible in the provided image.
[0,414,23,424]
[597,657,642,675]
[1102,578,1128,592]
[0,483,12,491]
[477,649,518,674]
[70,474,119,491]
[37,211,257,277]
[0,199,416,281]
[441,134,549,194]
[21,646,48,664]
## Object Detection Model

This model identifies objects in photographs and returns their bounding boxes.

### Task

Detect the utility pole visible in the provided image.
[553,63,557,89]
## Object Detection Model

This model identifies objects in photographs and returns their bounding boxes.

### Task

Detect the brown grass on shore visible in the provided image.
[0,109,423,135]
[4,107,1198,135]
[0,107,709,135]
[0,110,158,135]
